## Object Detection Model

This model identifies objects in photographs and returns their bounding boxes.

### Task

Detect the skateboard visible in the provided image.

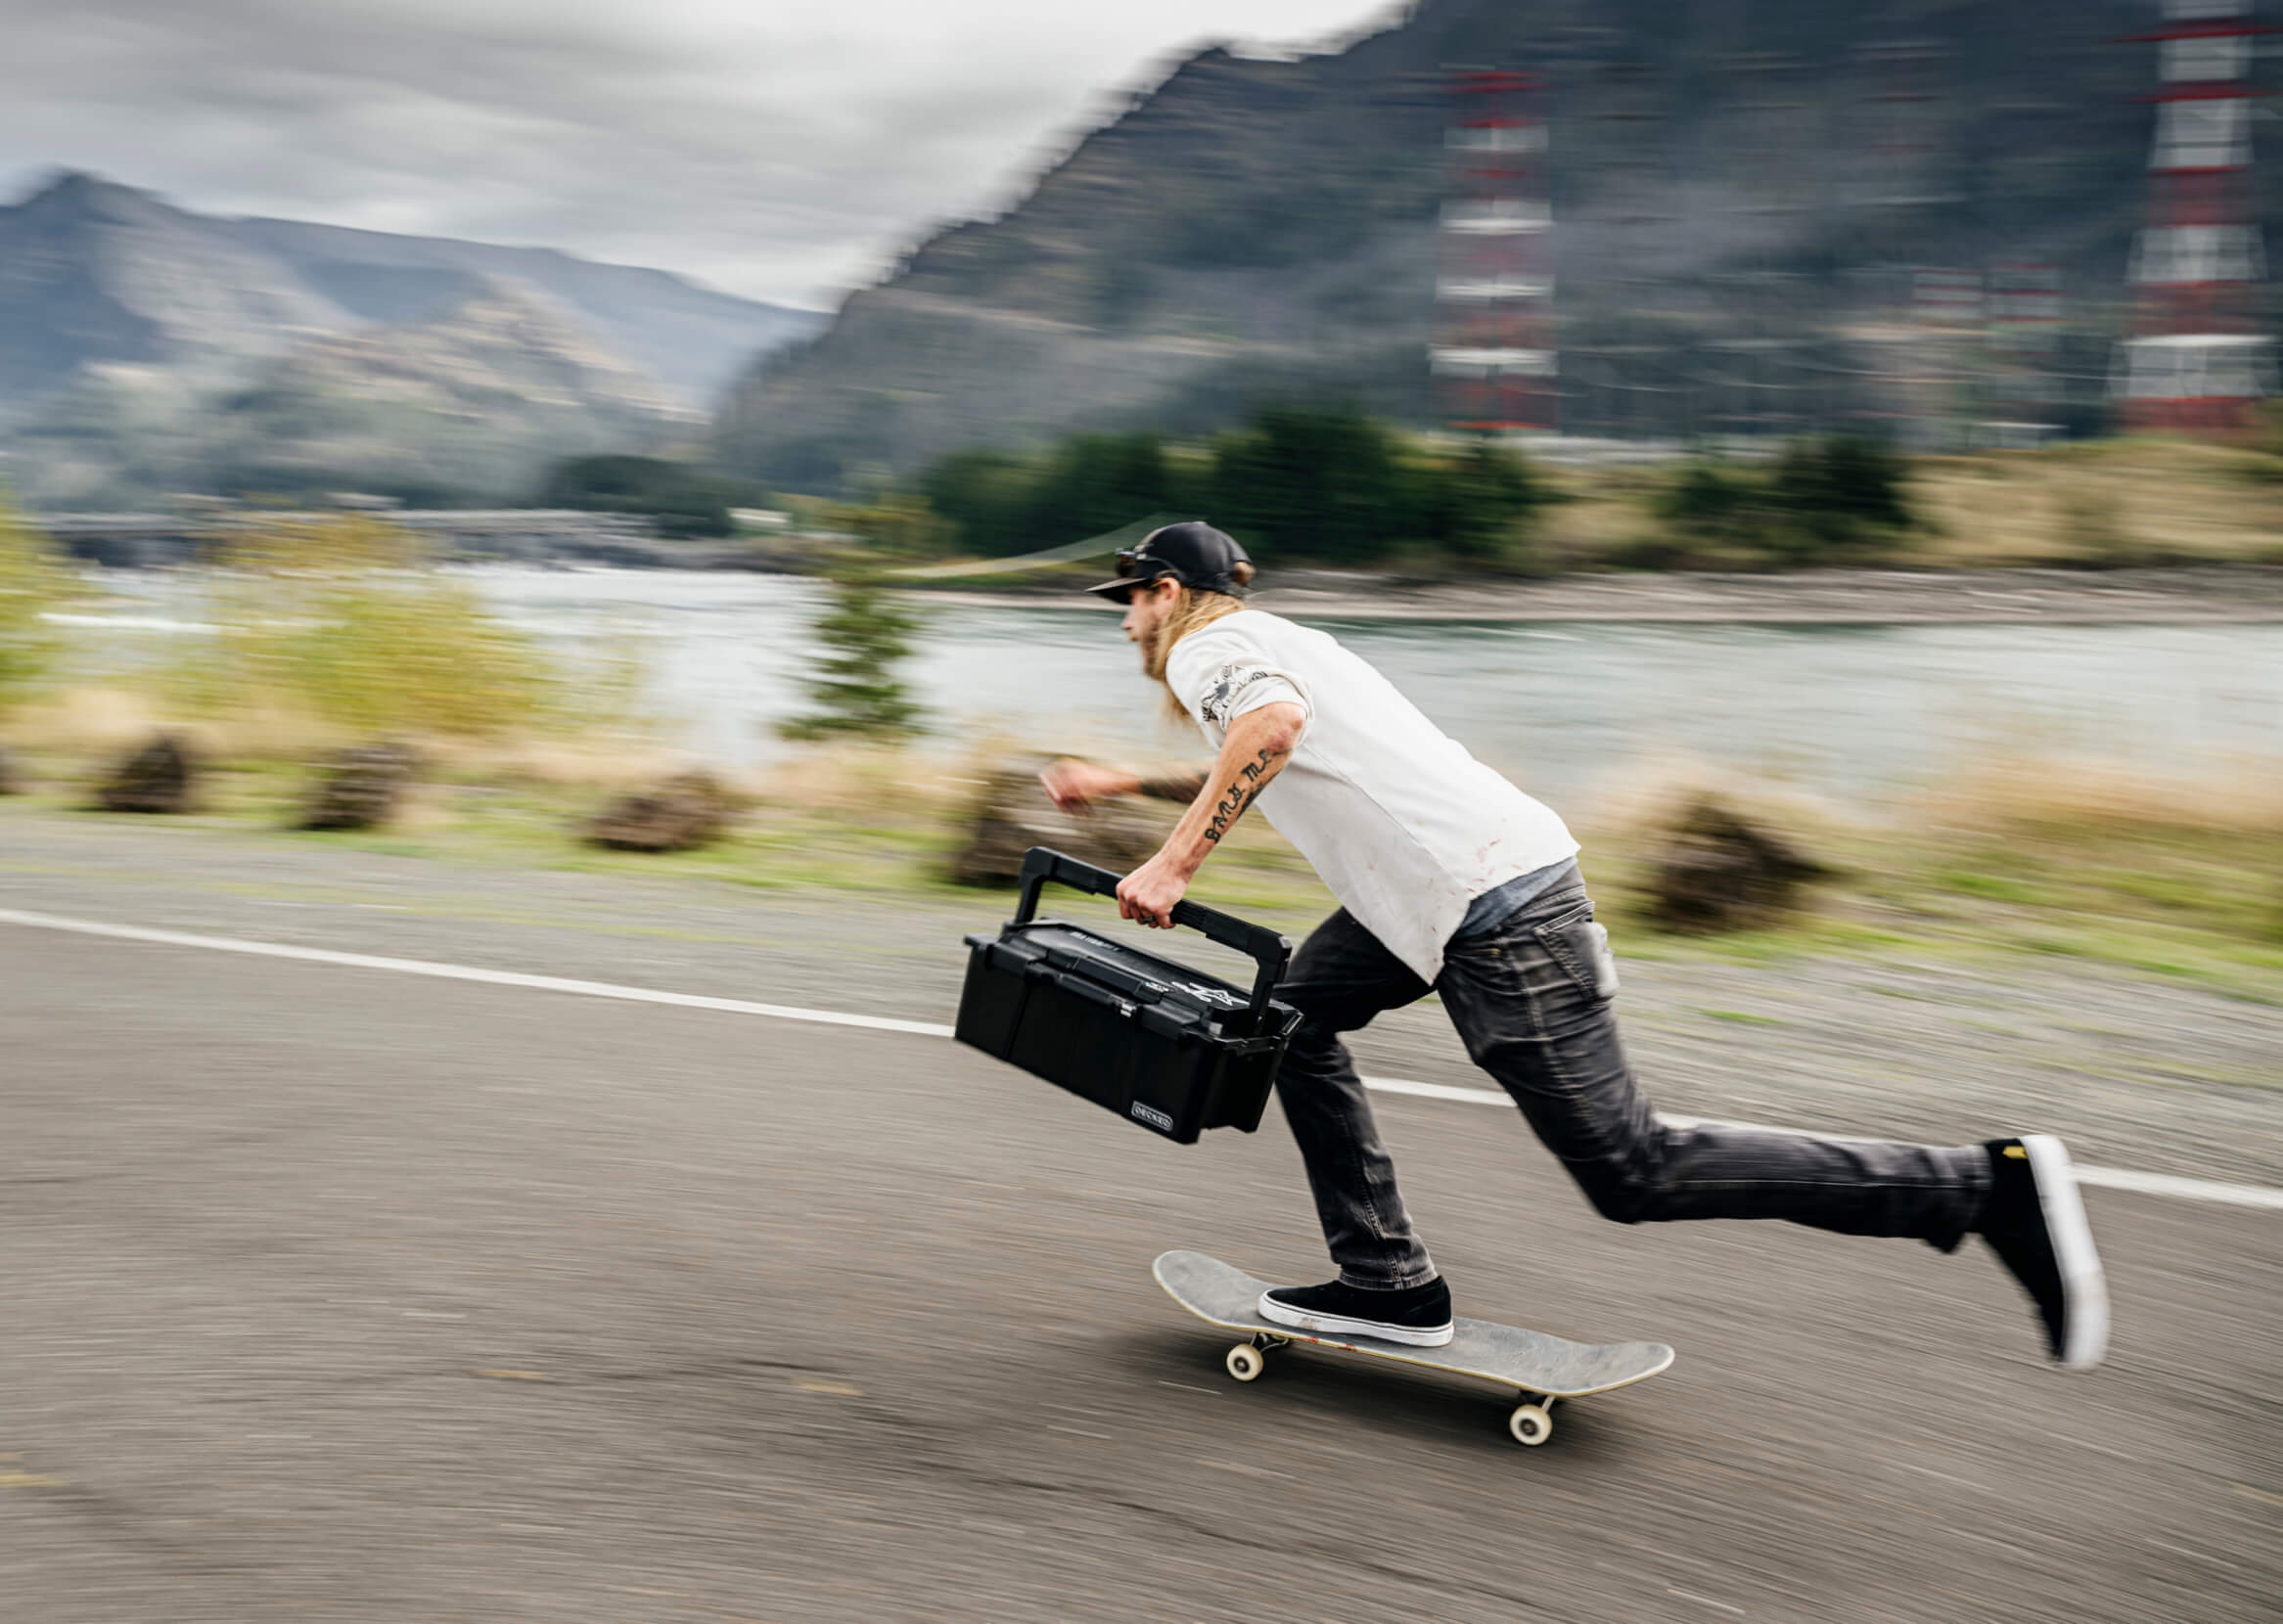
[1154,1250,1673,1447]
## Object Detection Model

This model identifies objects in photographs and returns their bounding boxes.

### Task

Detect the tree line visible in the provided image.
[905,406,1546,570]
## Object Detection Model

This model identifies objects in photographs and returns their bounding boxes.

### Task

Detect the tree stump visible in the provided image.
[583,769,731,852]
[298,741,421,831]
[950,757,1169,887]
[1648,795,1828,932]
[96,731,201,814]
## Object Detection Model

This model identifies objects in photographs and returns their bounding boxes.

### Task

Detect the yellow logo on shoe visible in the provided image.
[2003,1145,2028,1159]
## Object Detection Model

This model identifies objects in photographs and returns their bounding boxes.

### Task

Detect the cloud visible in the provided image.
[0,0,1393,306]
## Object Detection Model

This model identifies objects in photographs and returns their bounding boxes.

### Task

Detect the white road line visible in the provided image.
[0,906,958,1038]
[5,904,2280,1215]
[1370,1087,2283,1211]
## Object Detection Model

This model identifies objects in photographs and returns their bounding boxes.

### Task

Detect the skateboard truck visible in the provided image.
[1224,1331,1291,1382]
[1225,1332,1561,1445]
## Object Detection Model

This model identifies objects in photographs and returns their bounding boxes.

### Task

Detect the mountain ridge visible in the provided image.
[0,170,822,506]
[2,170,822,410]
[714,0,2266,490]
[226,210,821,407]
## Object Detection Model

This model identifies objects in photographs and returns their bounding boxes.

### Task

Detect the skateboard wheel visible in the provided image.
[1225,1343,1266,1382]
[1508,1403,1554,1446]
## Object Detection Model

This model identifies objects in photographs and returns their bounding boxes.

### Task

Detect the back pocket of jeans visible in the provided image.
[1534,908,1621,1000]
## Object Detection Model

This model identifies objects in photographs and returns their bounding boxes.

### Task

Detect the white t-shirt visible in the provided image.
[1165,609,1578,983]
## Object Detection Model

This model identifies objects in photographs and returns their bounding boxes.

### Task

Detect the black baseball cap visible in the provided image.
[1082,520,1253,603]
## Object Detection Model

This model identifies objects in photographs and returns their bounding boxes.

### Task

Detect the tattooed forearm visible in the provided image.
[1136,770,1210,803]
[1154,699,1303,882]
[1202,745,1286,843]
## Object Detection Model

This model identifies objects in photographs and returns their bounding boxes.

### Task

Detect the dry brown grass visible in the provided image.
[1916,749,2283,838]
[0,683,694,789]
[1539,465,1672,568]
[0,686,349,766]
[1566,744,2283,856]
[2,686,174,758]
[757,742,970,823]
[1569,748,1874,849]
[1548,436,2283,572]
[1907,439,2283,568]
[429,737,711,793]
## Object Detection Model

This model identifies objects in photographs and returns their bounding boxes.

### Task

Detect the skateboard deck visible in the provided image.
[1154,1250,1673,1446]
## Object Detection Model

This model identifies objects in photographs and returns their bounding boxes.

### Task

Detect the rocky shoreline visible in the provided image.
[907,565,2283,624]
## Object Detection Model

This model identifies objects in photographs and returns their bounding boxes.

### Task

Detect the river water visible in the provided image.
[451,569,2280,810]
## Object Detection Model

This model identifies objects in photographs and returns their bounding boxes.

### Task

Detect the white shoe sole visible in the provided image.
[2020,1134,2110,1370]
[1256,1290,1456,1348]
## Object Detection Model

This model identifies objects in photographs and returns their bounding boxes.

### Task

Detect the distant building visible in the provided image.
[2115,0,2275,432]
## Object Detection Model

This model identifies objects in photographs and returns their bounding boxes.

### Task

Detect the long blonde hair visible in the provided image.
[1145,563,1256,715]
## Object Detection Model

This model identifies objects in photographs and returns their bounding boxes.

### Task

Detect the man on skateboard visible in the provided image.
[1042,521,2108,1368]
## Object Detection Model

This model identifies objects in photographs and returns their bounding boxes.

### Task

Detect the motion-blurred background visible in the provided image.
[2,4,2279,1622]
[2,0,2276,978]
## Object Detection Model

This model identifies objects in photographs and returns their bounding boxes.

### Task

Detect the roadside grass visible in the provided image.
[0,737,1340,919]
[4,737,2277,1002]
[1603,828,2281,1003]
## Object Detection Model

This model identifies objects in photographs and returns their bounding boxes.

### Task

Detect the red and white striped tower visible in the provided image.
[2117,0,2275,432]
[1433,69,1556,434]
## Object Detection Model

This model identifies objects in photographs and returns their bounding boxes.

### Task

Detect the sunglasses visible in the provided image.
[1114,547,1168,579]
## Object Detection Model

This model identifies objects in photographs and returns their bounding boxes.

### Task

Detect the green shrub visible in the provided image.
[1763,435,1910,562]
[1208,407,1408,564]
[1648,437,1913,567]
[778,572,925,742]
[915,447,1038,554]
[916,433,1189,557]
[1605,532,1712,571]
[169,517,589,740]
[1654,463,1751,532]
[1407,440,1544,569]
[0,501,73,713]
[1802,435,1910,528]
[1030,432,1189,551]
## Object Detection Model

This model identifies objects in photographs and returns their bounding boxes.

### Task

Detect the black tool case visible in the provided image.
[956,847,1301,1144]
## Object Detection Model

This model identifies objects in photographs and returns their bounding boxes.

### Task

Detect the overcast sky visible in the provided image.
[0,0,1399,310]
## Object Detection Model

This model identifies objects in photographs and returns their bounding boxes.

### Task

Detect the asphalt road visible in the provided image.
[5,909,2280,1621]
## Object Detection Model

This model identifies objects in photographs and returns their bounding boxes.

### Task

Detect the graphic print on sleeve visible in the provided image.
[1199,660,1301,729]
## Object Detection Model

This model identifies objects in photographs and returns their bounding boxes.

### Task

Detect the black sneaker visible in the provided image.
[1258,1277,1454,1348]
[1977,1136,2109,1370]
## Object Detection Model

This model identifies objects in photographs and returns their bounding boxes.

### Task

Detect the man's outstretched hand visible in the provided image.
[1116,850,1193,929]
[1040,758,1138,816]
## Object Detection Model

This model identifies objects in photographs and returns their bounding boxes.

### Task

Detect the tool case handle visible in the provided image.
[1013,846,1293,1028]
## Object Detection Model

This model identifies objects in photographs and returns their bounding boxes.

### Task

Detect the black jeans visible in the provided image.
[1272,864,1990,1288]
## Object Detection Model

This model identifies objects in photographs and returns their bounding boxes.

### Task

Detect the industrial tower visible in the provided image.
[1433,69,1557,434]
[2117,0,2274,431]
